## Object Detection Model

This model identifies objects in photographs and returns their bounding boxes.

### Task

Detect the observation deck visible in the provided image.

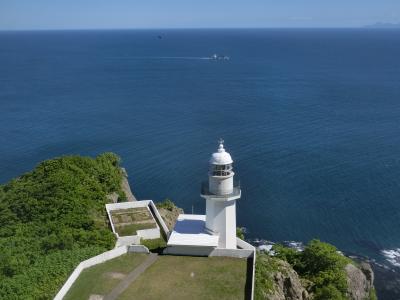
[200,180,241,200]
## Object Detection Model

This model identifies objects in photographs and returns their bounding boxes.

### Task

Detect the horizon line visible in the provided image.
[1,26,400,32]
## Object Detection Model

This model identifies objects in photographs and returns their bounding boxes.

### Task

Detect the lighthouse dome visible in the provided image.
[209,140,233,165]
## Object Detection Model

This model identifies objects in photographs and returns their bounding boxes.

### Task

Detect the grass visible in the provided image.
[118,256,248,300]
[63,253,147,300]
[110,207,157,236]
[115,222,157,236]
[254,253,284,298]
[141,238,167,253]
[111,207,153,224]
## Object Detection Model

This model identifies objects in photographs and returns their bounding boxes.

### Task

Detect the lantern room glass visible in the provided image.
[210,164,232,176]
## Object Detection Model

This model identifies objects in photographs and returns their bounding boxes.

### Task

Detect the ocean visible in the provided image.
[0,29,399,298]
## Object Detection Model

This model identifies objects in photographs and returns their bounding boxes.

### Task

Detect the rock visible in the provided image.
[157,206,184,230]
[345,262,374,300]
[106,168,137,203]
[106,192,119,203]
[263,259,309,300]
[360,262,374,287]
[120,167,136,201]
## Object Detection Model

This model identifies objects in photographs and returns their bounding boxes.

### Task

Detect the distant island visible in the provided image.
[365,22,400,28]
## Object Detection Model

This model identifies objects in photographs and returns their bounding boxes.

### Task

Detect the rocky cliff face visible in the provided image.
[345,262,375,300]
[156,203,184,230]
[261,259,309,300]
[257,257,375,300]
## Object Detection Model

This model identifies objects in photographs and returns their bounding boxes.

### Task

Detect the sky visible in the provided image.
[0,0,399,30]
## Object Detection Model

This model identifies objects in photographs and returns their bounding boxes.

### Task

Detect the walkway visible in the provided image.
[103,253,158,300]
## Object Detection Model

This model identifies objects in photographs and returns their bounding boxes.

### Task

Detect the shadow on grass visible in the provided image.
[245,257,254,300]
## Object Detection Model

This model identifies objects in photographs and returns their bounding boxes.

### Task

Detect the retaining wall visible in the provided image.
[54,245,150,300]
[128,245,150,254]
[106,200,168,246]
[54,246,128,300]
[237,237,256,300]
[148,200,170,237]
[209,248,253,258]
[115,235,141,247]
[137,227,160,240]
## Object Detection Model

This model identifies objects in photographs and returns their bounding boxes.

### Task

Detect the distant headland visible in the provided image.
[365,22,400,28]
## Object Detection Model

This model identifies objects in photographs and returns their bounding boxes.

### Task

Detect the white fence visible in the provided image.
[148,200,170,237]
[54,245,149,300]
[54,246,127,300]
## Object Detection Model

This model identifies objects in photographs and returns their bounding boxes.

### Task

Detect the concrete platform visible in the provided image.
[167,214,219,247]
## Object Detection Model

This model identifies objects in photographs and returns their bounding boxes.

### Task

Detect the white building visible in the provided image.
[166,140,242,256]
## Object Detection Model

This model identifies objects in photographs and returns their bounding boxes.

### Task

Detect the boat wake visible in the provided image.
[129,56,212,60]
[382,248,400,267]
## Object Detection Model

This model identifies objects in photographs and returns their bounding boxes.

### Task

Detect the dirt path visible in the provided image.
[103,253,158,300]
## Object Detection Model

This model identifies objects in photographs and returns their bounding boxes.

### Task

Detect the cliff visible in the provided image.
[345,262,375,300]
[255,242,376,300]
[156,199,184,230]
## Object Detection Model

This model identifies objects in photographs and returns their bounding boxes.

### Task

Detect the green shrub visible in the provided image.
[236,227,245,240]
[254,253,280,299]
[314,284,346,300]
[272,244,303,270]
[369,288,378,300]
[141,238,167,253]
[270,240,350,299]
[156,198,175,211]
[0,153,124,299]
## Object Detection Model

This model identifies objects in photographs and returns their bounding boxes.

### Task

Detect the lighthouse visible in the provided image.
[201,139,241,249]
[166,139,242,255]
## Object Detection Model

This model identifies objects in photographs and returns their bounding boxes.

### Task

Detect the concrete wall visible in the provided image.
[106,200,168,246]
[164,245,216,256]
[209,248,253,258]
[148,200,170,237]
[54,246,129,300]
[137,227,160,240]
[209,174,233,195]
[236,237,256,300]
[206,199,237,249]
[116,235,141,247]
[165,238,255,259]
[106,200,149,211]
[106,200,151,237]
[128,245,150,253]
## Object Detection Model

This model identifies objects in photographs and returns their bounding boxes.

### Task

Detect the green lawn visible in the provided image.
[63,253,147,300]
[115,222,157,236]
[119,256,248,300]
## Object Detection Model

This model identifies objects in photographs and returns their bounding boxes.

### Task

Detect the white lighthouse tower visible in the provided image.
[201,139,241,249]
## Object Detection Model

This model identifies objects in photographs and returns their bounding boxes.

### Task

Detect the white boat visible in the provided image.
[209,54,230,60]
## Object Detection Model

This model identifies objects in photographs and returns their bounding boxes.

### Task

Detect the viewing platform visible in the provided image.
[200,180,241,200]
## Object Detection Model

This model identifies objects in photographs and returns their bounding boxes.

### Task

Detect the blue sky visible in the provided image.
[0,0,399,30]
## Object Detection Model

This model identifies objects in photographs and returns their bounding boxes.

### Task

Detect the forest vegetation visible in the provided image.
[0,153,125,299]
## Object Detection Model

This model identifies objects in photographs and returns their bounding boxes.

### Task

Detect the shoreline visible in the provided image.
[252,238,400,299]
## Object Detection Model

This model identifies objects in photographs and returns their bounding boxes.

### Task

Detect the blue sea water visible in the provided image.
[1,29,400,296]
